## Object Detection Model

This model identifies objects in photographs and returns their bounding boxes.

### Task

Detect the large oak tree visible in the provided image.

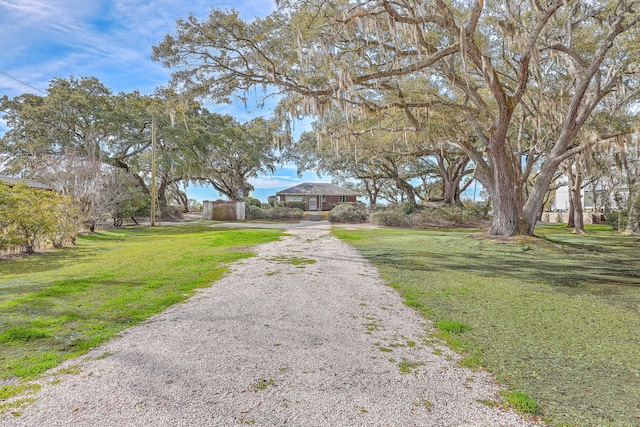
[153,0,640,235]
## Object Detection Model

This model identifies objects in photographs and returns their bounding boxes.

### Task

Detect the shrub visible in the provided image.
[401,202,416,214]
[607,210,626,230]
[264,207,303,220]
[0,182,79,253]
[247,205,303,220]
[160,206,184,218]
[328,203,369,223]
[370,203,490,229]
[370,209,410,227]
[49,196,80,248]
[284,201,306,210]
[462,200,491,219]
[246,205,266,219]
[432,206,463,224]
[245,197,262,207]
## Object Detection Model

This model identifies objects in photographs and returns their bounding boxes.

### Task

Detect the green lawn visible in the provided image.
[0,224,283,396]
[333,224,640,427]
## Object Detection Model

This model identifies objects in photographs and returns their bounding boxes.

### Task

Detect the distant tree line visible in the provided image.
[0,77,279,230]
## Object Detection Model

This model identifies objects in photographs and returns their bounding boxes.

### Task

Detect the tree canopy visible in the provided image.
[153,0,640,236]
[0,76,279,227]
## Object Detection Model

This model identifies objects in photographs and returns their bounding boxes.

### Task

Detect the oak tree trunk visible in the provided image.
[522,157,564,235]
[567,201,575,228]
[484,146,527,236]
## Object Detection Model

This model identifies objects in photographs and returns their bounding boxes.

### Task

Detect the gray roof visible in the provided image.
[276,182,359,196]
[0,176,53,190]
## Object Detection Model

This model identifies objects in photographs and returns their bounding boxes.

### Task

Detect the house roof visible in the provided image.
[276,182,359,196]
[0,176,53,190]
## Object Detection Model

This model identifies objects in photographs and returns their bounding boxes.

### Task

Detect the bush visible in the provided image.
[160,206,184,219]
[49,197,80,248]
[370,209,411,227]
[556,211,563,223]
[328,203,369,223]
[0,182,79,253]
[607,210,626,230]
[462,200,491,219]
[401,202,416,214]
[246,205,303,220]
[284,201,306,210]
[246,205,266,219]
[370,203,490,229]
[264,207,303,220]
[245,197,262,207]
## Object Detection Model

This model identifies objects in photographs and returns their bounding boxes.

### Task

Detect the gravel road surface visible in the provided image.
[2,222,539,426]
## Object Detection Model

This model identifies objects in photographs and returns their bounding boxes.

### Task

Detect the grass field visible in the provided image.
[0,224,283,408]
[333,224,640,427]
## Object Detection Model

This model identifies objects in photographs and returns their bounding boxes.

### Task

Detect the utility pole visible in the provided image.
[151,117,157,227]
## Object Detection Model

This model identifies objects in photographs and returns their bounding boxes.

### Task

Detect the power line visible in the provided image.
[0,70,46,94]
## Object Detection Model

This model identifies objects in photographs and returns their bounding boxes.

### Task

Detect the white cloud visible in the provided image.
[0,1,278,97]
[250,170,327,189]
[249,176,301,190]
[187,170,329,202]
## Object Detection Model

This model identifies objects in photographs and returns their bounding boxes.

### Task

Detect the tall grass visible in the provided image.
[333,224,640,427]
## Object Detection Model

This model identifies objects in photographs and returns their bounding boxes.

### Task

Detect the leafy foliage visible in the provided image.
[328,203,369,223]
[369,209,411,228]
[153,2,640,236]
[0,77,283,228]
[0,183,79,253]
[369,204,489,229]
[179,112,278,201]
[246,206,303,220]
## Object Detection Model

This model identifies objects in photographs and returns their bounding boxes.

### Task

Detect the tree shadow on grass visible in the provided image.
[357,232,640,294]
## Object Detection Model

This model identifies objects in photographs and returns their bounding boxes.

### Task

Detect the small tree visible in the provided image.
[0,184,15,249]
[49,196,80,248]
[0,182,81,253]
[1,183,56,253]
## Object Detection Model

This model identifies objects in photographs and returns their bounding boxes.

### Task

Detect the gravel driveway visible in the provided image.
[2,222,539,426]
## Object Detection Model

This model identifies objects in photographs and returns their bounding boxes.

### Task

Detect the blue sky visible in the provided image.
[0,0,323,202]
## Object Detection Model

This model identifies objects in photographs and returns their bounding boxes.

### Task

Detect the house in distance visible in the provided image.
[275,182,359,211]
